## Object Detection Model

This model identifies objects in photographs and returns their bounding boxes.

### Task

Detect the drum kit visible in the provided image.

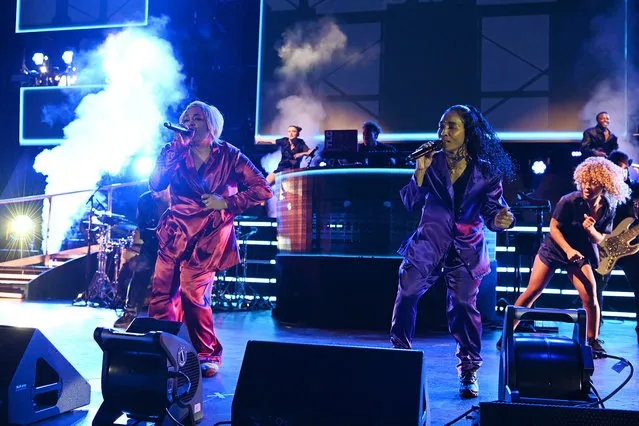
[74,210,137,309]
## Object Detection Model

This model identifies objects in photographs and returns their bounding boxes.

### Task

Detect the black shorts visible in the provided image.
[537,242,590,270]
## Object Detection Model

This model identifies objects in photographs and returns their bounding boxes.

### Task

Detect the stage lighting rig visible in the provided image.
[16,50,79,87]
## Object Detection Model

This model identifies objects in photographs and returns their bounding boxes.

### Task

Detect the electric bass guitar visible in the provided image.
[596,217,639,275]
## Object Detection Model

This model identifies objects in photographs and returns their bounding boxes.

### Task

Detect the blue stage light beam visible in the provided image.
[257,131,584,143]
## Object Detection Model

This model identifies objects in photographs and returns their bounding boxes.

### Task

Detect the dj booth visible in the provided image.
[271,167,499,331]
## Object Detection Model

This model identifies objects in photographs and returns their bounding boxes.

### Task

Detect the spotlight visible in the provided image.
[531,160,547,175]
[9,215,35,240]
[32,53,44,66]
[62,51,74,65]
[571,151,583,157]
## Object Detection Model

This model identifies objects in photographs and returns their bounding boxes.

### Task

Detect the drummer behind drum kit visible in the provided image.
[74,210,137,309]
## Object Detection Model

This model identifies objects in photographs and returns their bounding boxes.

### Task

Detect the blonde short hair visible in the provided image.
[180,100,224,141]
[573,157,630,207]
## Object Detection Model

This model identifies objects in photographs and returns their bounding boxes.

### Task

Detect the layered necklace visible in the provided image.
[446,145,469,182]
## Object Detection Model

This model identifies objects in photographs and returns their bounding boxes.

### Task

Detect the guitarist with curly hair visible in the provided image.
[497,157,630,355]
[595,150,639,344]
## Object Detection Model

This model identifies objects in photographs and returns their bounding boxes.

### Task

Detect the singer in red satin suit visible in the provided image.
[390,105,516,398]
[149,101,272,377]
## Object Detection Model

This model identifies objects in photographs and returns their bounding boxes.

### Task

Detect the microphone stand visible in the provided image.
[76,187,100,305]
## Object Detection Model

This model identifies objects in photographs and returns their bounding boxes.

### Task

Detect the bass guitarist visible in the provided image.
[595,150,639,343]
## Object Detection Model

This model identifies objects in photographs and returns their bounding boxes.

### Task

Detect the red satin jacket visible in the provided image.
[150,140,272,272]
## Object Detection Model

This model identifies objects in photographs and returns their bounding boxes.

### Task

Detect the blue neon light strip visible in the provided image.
[281,168,413,179]
[277,253,404,259]
[15,0,149,33]
[259,131,584,143]
[624,0,629,135]
[255,0,265,140]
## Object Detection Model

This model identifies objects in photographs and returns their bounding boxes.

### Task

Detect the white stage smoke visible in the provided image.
[277,20,347,79]
[260,20,345,174]
[33,18,186,254]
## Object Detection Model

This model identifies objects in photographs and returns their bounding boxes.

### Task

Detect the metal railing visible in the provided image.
[0,180,148,260]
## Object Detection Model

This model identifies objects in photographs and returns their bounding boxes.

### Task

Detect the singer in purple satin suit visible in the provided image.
[390,105,516,399]
[149,101,272,378]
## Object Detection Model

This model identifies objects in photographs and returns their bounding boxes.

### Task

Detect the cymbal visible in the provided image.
[97,212,133,226]
[114,223,137,232]
[82,219,109,227]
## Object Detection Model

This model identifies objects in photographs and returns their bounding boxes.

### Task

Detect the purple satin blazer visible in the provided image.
[150,140,272,272]
[398,152,511,280]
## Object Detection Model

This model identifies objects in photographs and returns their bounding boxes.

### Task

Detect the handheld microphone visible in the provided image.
[406,140,444,161]
[163,122,193,136]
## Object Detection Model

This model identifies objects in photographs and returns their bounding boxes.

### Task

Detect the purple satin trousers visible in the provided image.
[148,249,223,364]
[390,249,482,375]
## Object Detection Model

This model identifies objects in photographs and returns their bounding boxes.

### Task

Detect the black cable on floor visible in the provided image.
[587,378,605,408]
[578,353,634,408]
[444,405,479,426]
[213,421,232,426]
[165,408,185,426]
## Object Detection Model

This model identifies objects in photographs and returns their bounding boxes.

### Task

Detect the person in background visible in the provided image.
[358,121,397,167]
[390,104,516,399]
[497,157,629,356]
[256,125,313,184]
[594,150,639,344]
[113,189,169,329]
[149,100,272,377]
[581,112,618,158]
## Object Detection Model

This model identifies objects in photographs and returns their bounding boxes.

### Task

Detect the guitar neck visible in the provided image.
[621,222,639,242]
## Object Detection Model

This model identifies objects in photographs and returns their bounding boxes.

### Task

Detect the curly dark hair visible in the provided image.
[362,121,382,135]
[445,104,517,182]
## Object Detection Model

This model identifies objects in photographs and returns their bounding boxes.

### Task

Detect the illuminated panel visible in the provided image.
[254,1,595,144]
[16,0,148,33]
[20,85,106,146]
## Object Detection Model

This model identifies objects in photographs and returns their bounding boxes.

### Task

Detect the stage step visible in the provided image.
[0,266,50,299]
[0,245,100,300]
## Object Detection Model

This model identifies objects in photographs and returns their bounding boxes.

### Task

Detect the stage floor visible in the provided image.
[1,300,638,426]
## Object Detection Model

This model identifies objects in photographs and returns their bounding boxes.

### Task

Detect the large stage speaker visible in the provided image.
[0,325,90,425]
[232,340,428,426]
[479,401,639,425]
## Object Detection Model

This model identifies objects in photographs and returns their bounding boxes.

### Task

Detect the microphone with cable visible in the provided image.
[163,122,193,136]
[406,140,444,162]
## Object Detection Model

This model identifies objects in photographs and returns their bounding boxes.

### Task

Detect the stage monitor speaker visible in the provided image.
[479,401,639,425]
[232,340,428,426]
[0,325,91,425]
[126,316,192,344]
